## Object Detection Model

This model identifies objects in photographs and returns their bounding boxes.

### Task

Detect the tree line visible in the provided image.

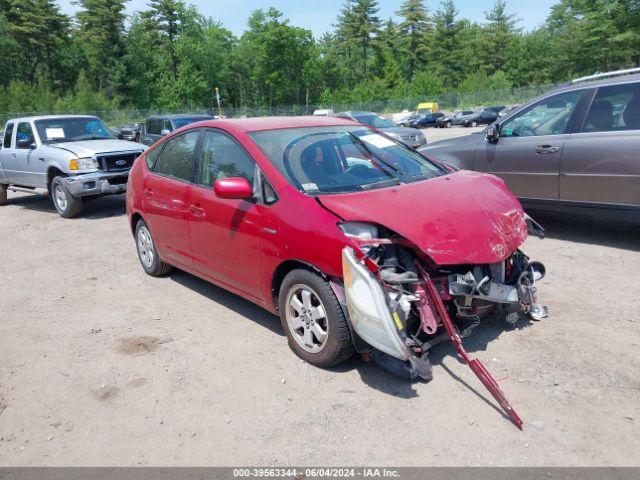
[0,0,639,115]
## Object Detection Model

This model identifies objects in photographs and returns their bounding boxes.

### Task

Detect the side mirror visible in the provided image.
[160,129,171,136]
[17,138,35,149]
[486,124,500,144]
[214,177,253,200]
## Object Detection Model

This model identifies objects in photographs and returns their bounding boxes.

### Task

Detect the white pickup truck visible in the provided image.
[0,115,146,218]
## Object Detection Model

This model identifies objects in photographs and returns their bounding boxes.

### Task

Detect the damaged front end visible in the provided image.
[340,223,549,429]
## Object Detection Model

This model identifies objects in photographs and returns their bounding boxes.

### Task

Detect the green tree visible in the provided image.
[75,0,128,98]
[396,0,431,80]
[480,0,520,75]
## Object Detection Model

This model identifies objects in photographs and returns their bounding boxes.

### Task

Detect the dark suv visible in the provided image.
[419,68,640,223]
[460,107,505,127]
[140,114,214,146]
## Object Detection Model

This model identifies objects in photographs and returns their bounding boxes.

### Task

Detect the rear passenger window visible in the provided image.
[146,119,161,135]
[197,130,255,187]
[153,130,200,182]
[583,83,640,132]
[145,145,163,169]
[3,123,13,148]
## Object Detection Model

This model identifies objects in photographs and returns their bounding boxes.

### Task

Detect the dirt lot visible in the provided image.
[1,126,639,466]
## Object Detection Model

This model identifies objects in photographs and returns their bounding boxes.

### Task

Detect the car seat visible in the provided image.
[584,100,614,131]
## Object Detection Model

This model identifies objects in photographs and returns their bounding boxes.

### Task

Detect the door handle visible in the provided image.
[535,145,560,154]
[144,188,154,198]
[189,203,205,217]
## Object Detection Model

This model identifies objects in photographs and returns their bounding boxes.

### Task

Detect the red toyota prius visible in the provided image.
[126,116,547,425]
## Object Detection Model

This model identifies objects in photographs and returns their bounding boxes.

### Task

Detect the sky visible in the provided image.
[56,0,558,37]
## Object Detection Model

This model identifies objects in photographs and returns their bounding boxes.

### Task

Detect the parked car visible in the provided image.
[397,113,420,127]
[140,114,214,146]
[335,111,426,148]
[409,112,445,128]
[498,105,520,117]
[460,108,502,127]
[419,68,640,223]
[113,123,141,142]
[435,110,474,128]
[126,116,548,427]
[0,115,146,217]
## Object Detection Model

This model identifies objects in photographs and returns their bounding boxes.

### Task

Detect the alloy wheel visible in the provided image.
[137,225,155,269]
[285,284,329,353]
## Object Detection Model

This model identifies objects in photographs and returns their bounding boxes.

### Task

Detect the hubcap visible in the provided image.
[137,225,155,269]
[285,284,328,353]
[54,184,68,211]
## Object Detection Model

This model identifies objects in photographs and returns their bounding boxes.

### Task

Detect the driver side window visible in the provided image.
[501,90,584,138]
[16,122,35,149]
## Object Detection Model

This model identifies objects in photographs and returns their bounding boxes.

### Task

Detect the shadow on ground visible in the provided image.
[528,210,640,251]
[165,262,536,407]
[4,191,126,220]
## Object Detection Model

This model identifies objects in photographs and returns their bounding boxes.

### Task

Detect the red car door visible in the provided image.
[142,129,201,269]
[188,129,263,299]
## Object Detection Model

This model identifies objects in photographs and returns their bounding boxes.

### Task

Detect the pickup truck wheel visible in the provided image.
[0,184,7,205]
[471,121,477,127]
[135,219,172,276]
[51,176,83,218]
[279,269,353,368]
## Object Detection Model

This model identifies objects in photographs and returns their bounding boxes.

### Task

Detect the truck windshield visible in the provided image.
[249,126,445,194]
[34,117,114,144]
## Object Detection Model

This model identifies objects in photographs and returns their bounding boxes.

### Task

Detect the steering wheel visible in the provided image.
[343,163,372,177]
[516,126,537,137]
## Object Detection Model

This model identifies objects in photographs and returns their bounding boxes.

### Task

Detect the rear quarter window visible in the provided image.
[3,123,14,148]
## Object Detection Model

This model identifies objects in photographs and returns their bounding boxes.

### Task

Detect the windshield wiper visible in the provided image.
[357,178,401,191]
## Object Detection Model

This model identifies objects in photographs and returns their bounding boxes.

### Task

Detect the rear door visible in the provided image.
[188,128,263,298]
[560,81,640,208]
[474,89,587,200]
[143,129,201,268]
[0,124,14,183]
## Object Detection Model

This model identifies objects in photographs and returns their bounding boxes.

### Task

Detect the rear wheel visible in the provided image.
[0,184,7,205]
[446,121,452,128]
[279,269,353,367]
[51,176,83,218]
[135,219,172,276]
[471,121,477,127]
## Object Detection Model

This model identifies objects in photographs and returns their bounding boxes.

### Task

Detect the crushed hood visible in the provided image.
[317,170,528,265]
[49,140,145,157]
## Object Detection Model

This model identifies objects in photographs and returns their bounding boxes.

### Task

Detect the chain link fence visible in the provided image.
[0,84,550,126]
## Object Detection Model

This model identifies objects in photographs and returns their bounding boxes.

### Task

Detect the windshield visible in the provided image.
[35,117,114,144]
[352,114,397,129]
[173,117,211,129]
[249,126,445,194]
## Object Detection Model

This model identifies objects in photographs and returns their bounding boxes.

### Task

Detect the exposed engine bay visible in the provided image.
[338,221,549,429]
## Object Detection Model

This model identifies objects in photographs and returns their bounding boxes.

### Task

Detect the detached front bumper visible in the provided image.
[62,171,130,197]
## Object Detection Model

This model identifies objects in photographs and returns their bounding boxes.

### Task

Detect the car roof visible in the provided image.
[187,116,358,133]
[7,115,99,123]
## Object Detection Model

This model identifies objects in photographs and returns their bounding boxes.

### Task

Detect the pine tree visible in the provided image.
[480,0,520,75]
[397,0,431,80]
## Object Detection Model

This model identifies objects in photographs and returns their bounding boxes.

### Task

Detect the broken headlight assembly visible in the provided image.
[339,228,549,429]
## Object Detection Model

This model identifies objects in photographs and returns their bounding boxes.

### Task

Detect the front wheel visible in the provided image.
[446,121,452,128]
[471,121,477,127]
[51,176,83,218]
[135,219,172,276]
[279,269,353,368]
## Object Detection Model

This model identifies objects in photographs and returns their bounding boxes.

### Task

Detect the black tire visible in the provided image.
[50,176,83,218]
[0,184,7,205]
[279,269,353,368]
[135,219,172,276]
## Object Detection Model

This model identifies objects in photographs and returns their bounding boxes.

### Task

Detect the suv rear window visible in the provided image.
[583,82,640,132]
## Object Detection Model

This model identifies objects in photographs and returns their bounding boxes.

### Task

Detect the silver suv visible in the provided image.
[0,115,146,218]
[420,68,640,223]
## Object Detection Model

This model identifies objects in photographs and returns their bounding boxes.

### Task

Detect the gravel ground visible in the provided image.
[1,127,639,466]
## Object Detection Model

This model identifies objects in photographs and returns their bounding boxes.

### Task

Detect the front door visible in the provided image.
[560,81,640,208]
[143,129,201,269]
[11,122,47,187]
[475,89,587,201]
[188,129,263,298]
